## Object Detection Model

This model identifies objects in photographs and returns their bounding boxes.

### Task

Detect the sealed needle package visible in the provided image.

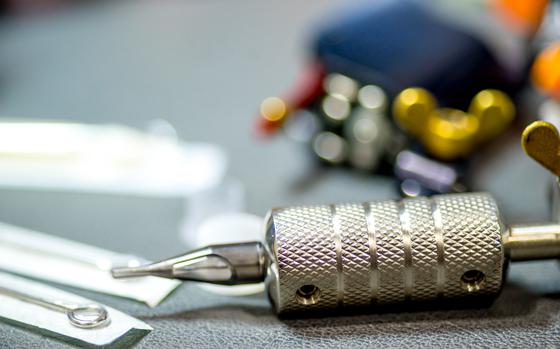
[0,272,152,347]
[0,222,180,307]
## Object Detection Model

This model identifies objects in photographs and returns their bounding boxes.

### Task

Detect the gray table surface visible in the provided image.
[0,1,559,347]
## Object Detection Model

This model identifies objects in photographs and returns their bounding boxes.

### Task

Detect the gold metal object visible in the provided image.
[423,108,480,160]
[469,89,515,141]
[260,97,289,123]
[393,88,515,160]
[392,87,436,137]
[521,121,560,177]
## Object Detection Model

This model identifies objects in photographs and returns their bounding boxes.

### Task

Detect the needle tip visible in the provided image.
[111,266,151,278]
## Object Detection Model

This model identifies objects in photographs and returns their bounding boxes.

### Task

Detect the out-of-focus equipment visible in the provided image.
[0,118,244,242]
[0,119,226,196]
[532,43,560,101]
[258,62,325,136]
[258,1,531,135]
[394,150,467,197]
[393,88,515,160]
[532,42,560,133]
[310,77,396,171]
[256,0,542,197]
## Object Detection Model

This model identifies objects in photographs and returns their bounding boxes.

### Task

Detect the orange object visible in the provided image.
[532,43,560,100]
[256,61,325,137]
[491,0,548,35]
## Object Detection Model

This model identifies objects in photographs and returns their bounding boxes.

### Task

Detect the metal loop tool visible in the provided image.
[0,286,110,328]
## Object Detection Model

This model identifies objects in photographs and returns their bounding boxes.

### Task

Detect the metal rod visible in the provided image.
[503,224,560,261]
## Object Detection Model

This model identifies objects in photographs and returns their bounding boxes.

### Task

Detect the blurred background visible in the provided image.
[0,0,554,259]
[1,0,560,346]
[0,0,352,258]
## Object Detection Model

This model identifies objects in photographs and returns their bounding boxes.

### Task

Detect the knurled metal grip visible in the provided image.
[264,193,505,314]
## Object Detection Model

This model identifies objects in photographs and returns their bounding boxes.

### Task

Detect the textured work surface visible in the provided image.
[268,194,503,313]
[0,0,559,347]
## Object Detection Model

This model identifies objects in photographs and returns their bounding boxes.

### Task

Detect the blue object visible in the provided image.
[313,0,524,109]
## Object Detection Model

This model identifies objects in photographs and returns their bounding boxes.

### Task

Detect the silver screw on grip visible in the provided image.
[111,192,560,315]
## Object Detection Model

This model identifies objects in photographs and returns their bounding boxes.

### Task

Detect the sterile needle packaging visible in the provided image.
[0,272,152,347]
[0,222,180,307]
